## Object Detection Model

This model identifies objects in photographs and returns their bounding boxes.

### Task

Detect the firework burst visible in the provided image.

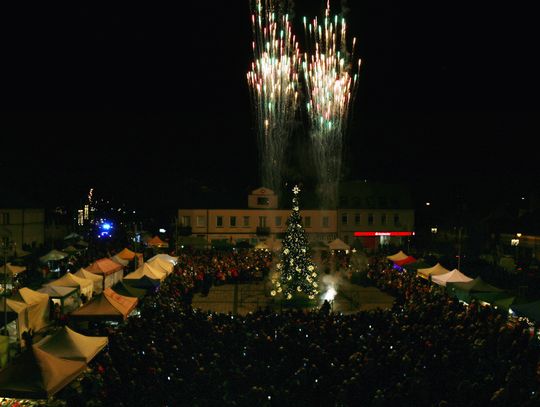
[303,3,361,208]
[247,0,300,195]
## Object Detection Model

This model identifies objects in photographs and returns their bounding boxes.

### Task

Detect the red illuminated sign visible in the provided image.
[354,231,415,237]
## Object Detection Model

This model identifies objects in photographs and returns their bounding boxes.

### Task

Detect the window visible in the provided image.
[381,214,387,225]
[368,214,374,225]
[181,216,191,226]
[216,216,223,227]
[259,216,267,227]
[341,213,348,225]
[394,214,400,226]
[344,234,349,244]
[322,216,329,228]
[257,197,270,205]
[230,216,237,227]
[243,216,250,226]
[304,216,311,228]
[354,214,361,226]
[275,216,282,227]
[196,216,205,227]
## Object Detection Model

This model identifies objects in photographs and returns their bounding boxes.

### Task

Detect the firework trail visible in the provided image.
[303,2,360,208]
[247,0,300,195]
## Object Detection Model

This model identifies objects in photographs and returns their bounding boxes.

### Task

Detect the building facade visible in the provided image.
[178,184,415,251]
[0,208,45,254]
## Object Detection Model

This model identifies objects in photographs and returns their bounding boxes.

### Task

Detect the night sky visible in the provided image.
[1,1,539,222]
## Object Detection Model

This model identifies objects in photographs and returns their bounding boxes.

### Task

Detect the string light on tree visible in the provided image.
[271,185,319,300]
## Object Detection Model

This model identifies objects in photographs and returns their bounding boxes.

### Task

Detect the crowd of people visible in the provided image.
[50,249,540,406]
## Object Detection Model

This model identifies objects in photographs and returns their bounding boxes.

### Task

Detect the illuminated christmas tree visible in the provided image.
[271,185,319,300]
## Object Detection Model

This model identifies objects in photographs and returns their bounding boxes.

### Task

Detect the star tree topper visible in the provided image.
[292,185,301,195]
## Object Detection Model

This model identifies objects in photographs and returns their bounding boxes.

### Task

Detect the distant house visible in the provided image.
[177,182,415,251]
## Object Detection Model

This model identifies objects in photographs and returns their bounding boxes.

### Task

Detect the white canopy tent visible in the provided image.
[47,272,94,298]
[255,242,269,250]
[328,238,350,251]
[431,269,473,287]
[124,263,166,281]
[39,250,68,263]
[75,268,104,294]
[15,287,50,334]
[146,258,173,275]
[35,326,108,363]
[147,254,178,265]
[417,263,451,280]
[0,297,28,341]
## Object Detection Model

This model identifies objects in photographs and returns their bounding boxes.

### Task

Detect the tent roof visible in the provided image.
[328,238,350,251]
[394,256,417,266]
[111,255,129,267]
[7,262,26,275]
[147,254,177,264]
[431,268,472,286]
[255,242,269,250]
[48,272,93,290]
[0,346,86,399]
[39,250,68,263]
[418,263,451,279]
[37,285,78,299]
[146,257,173,274]
[387,251,409,261]
[70,288,137,320]
[34,326,108,363]
[123,275,160,290]
[0,297,28,314]
[115,248,141,261]
[471,291,512,305]
[16,287,49,305]
[62,245,79,254]
[112,282,147,299]
[447,276,504,293]
[147,236,168,247]
[403,260,433,270]
[86,258,123,275]
[125,263,166,281]
[74,268,103,283]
